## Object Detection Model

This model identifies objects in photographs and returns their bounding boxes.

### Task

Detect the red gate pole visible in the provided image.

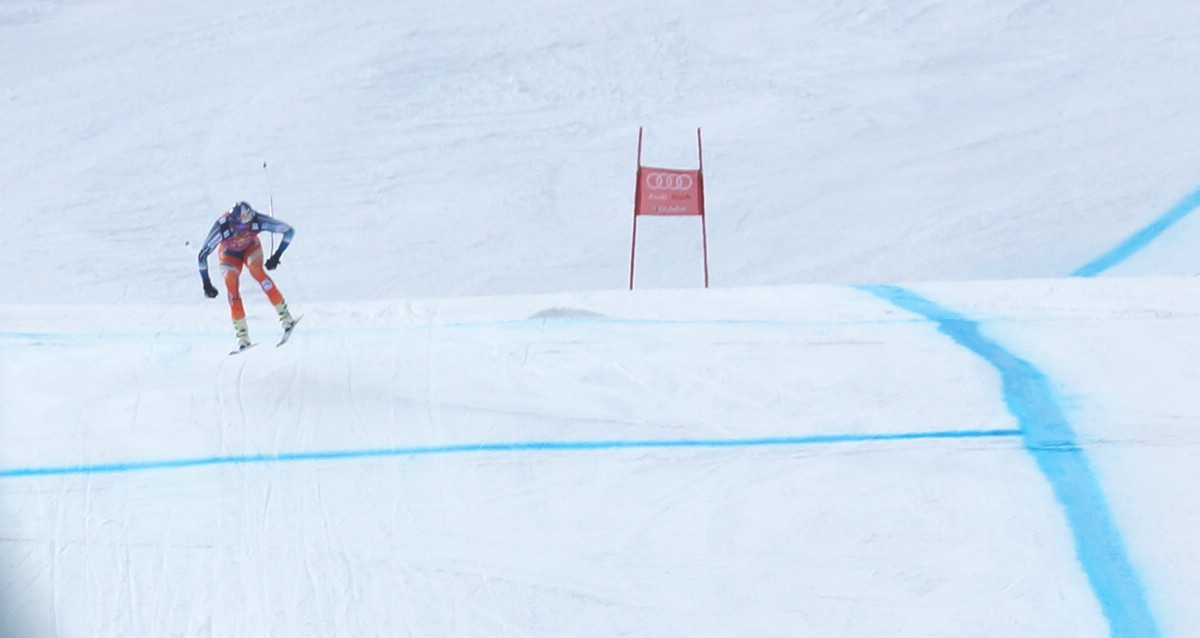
[697,127,709,288]
[629,127,644,290]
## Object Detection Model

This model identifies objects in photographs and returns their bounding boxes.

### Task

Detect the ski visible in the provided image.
[277,315,302,347]
[229,342,258,355]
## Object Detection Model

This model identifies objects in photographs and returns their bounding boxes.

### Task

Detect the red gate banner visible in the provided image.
[636,167,703,216]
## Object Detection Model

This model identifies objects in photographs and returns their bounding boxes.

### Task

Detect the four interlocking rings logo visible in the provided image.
[644,172,694,191]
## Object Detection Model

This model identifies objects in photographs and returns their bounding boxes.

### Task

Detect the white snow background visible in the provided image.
[3,0,1200,636]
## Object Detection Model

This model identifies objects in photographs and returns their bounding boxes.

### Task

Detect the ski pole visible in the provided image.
[262,162,276,253]
[262,162,275,217]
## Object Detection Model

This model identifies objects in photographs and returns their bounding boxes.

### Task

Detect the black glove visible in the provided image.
[265,252,282,271]
[203,280,219,298]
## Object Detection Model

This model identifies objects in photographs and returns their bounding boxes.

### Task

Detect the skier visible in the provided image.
[197,201,297,351]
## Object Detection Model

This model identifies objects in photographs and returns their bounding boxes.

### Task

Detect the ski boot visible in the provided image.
[275,301,295,331]
[231,318,254,353]
[275,301,300,346]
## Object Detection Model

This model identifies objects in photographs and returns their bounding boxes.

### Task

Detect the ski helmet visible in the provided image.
[231,201,254,226]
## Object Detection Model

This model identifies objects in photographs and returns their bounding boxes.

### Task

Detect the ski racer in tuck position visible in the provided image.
[197,201,296,351]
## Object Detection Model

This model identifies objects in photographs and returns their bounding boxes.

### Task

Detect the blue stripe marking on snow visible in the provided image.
[0,428,1019,478]
[1073,185,1200,276]
[862,284,1158,638]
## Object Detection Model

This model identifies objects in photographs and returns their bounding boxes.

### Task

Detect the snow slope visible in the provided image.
[3,0,1200,636]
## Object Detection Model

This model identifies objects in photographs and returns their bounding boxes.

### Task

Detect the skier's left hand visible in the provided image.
[265,253,281,270]
[203,281,219,298]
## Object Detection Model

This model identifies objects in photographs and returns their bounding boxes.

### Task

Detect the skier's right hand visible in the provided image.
[203,281,219,298]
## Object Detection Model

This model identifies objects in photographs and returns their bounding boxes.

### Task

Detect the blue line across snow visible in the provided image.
[1073,186,1200,277]
[862,284,1157,638]
[0,428,1020,479]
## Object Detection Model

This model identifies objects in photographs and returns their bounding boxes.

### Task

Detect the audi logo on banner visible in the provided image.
[644,172,694,191]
